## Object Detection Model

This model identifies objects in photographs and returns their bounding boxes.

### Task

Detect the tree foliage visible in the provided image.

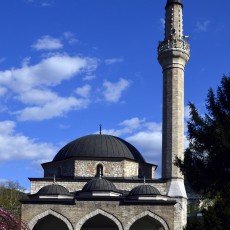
[0,181,25,218]
[0,181,28,229]
[176,75,230,198]
[176,75,230,229]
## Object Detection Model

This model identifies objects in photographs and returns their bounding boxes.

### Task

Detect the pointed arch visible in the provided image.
[75,209,123,230]
[125,210,169,230]
[28,209,73,230]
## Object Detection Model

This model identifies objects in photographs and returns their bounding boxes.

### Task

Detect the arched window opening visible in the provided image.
[130,216,164,230]
[33,214,69,230]
[81,214,118,230]
[96,164,103,177]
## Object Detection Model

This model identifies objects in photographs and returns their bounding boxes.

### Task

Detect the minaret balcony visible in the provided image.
[158,38,190,56]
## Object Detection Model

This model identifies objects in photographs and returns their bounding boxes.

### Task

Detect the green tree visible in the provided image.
[176,75,230,229]
[0,181,26,218]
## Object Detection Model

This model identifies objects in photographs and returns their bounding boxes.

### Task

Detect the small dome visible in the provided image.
[82,177,117,192]
[129,184,160,196]
[53,134,145,163]
[37,184,70,196]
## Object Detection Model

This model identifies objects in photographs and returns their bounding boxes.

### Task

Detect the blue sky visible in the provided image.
[0,0,230,190]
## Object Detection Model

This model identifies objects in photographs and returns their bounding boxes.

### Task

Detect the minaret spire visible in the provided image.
[158,0,190,180]
[165,0,183,40]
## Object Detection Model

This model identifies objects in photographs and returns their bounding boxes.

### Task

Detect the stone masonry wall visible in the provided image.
[75,160,123,177]
[21,200,174,230]
[123,160,138,177]
[43,159,155,180]
[74,160,140,178]
[30,180,167,195]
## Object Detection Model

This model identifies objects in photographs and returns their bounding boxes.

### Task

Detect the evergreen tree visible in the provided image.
[176,75,230,229]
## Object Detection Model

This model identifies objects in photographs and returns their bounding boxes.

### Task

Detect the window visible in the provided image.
[96,164,103,177]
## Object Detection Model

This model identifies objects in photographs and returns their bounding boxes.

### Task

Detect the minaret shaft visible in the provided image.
[162,65,185,178]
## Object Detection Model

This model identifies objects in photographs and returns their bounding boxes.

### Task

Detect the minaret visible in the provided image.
[158,1,190,228]
[158,0,190,180]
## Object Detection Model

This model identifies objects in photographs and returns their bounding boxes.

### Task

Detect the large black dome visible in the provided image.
[53,134,145,162]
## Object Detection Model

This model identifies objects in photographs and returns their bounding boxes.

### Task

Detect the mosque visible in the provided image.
[21,0,190,229]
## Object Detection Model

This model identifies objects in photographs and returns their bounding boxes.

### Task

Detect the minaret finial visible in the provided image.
[166,0,183,7]
[99,124,102,135]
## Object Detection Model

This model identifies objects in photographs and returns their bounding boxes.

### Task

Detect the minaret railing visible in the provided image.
[158,38,190,55]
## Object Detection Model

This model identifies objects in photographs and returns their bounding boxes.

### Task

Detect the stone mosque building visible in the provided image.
[21,0,190,229]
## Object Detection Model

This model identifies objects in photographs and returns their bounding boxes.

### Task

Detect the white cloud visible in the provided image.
[0,53,98,120]
[120,117,145,129]
[102,78,130,103]
[41,2,51,7]
[16,89,90,121]
[63,32,78,44]
[196,20,210,32]
[83,75,96,81]
[160,18,165,29]
[26,0,52,7]
[0,57,6,63]
[101,117,157,136]
[75,84,91,98]
[184,105,191,120]
[0,120,57,162]
[21,57,31,67]
[32,35,63,50]
[100,117,145,136]
[17,89,58,105]
[126,131,162,163]
[0,87,7,96]
[105,58,123,65]
[16,95,89,121]
[100,117,162,165]
[0,54,97,93]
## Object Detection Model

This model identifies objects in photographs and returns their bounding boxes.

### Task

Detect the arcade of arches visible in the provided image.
[32,212,165,230]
